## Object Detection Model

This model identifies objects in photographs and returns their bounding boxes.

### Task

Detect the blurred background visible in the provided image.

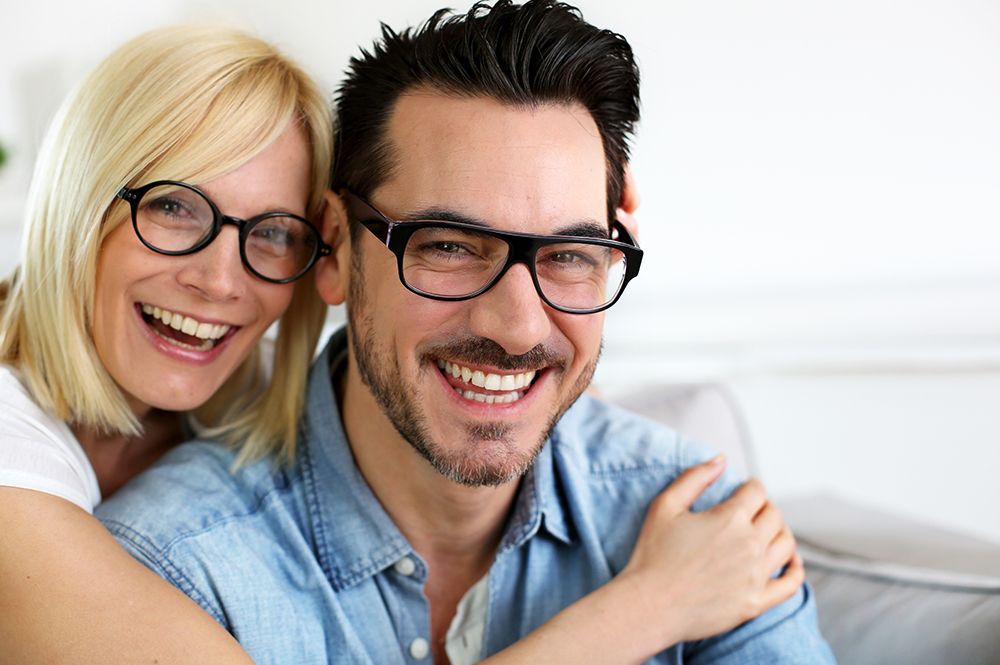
[1,0,998,543]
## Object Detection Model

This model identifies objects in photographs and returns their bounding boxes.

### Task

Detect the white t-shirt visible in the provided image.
[0,365,101,513]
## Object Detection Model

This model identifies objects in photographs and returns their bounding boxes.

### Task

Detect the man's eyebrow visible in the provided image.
[405,207,488,227]
[406,207,610,239]
[554,221,610,240]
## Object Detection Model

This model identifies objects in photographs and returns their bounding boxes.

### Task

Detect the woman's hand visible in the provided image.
[617,457,804,651]
[481,457,803,665]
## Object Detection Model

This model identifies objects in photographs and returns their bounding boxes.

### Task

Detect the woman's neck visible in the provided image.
[72,410,184,499]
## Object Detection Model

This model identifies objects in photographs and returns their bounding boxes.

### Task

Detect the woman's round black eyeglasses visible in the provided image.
[117,180,330,283]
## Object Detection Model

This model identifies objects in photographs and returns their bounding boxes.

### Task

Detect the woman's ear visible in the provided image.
[314,189,350,306]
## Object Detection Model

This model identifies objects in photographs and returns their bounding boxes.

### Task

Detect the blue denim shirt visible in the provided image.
[98,329,834,664]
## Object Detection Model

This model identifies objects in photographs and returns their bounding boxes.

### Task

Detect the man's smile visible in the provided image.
[435,358,540,404]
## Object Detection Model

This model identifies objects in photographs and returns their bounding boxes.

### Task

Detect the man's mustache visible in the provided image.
[422,337,565,372]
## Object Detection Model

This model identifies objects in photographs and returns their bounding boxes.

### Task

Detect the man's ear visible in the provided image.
[616,162,640,241]
[619,162,640,214]
[314,189,350,306]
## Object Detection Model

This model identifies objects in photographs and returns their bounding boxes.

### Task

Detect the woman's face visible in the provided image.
[92,126,311,415]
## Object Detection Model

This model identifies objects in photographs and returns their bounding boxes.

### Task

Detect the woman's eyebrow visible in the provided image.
[405,207,609,238]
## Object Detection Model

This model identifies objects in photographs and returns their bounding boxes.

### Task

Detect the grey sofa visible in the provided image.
[612,383,1000,665]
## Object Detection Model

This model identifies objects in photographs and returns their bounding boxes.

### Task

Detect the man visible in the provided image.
[99,2,834,662]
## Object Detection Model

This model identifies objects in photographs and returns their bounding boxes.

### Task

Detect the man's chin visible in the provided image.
[423,446,536,488]
[410,421,547,488]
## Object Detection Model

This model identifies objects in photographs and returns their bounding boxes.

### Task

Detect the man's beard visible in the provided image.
[346,252,598,487]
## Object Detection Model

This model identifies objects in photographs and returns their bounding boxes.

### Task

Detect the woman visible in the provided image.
[0,24,795,665]
[0,25,331,663]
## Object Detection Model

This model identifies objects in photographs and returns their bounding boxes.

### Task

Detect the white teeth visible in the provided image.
[454,386,525,404]
[140,303,232,340]
[181,317,198,335]
[441,360,538,392]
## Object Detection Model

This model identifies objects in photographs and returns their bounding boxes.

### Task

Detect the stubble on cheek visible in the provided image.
[345,244,603,486]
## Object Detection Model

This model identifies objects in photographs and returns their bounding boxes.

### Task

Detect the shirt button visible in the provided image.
[394,556,417,577]
[409,637,430,660]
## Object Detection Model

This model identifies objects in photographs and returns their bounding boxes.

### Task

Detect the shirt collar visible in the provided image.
[299,328,413,591]
[498,435,575,551]
[299,327,576,589]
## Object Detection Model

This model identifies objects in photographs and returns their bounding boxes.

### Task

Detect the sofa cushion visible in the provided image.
[787,495,1000,664]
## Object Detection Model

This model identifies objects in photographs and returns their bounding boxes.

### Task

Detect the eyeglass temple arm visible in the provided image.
[360,218,391,245]
[612,218,640,248]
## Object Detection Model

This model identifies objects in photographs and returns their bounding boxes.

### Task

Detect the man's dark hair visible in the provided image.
[332,0,641,223]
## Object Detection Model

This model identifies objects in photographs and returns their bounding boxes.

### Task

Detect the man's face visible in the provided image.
[342,92,608,486]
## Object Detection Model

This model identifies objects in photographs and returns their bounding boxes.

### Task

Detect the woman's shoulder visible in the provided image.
[0,364,69,435]
[0,363,100,512]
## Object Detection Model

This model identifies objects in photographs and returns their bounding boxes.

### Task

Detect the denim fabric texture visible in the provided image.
[98,328,835,664]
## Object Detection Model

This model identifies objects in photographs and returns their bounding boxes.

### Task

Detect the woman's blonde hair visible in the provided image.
[0,25,333,465]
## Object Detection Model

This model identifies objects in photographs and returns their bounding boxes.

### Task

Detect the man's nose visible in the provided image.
[468,262,552,356]
[175,227,248,302]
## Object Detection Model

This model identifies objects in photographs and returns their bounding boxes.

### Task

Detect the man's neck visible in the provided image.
[337,356,520,660]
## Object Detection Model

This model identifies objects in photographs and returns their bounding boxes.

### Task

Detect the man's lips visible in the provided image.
[435,358,541,405]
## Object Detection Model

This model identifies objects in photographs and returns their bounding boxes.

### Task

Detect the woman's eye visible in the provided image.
[147,197,190,217]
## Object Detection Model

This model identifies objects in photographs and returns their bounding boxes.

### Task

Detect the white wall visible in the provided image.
[2,1,998,542]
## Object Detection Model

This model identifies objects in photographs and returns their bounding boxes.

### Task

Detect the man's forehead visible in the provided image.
[375,90,608,234]
[386,89,601,154]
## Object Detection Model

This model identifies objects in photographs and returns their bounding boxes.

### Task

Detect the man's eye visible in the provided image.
[413,240,474,256]
[543,248,599,268]
[434,241,465,254]
[550,251,581,263]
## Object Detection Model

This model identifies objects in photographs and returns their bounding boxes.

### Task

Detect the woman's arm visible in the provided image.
[482,457,804,664]
[0,487,254,665]
[1,456,798,665]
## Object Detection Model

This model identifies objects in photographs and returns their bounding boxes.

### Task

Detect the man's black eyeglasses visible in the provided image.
[117,180,330,284]
[344,191,642,314]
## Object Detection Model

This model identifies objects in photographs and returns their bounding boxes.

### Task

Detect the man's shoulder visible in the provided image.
[96,439,293,548]
[554,393,724,486]
[549,395,740,570]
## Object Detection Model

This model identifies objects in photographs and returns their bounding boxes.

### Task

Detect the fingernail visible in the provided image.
[708,454,725,466]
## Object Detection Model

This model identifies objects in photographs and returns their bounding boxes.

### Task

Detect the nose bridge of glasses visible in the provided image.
[219,214,248,233]
[479,238,545,304]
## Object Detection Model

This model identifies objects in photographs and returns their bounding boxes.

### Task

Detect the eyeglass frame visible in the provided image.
[343,190,643,315]
[116,180,331,284]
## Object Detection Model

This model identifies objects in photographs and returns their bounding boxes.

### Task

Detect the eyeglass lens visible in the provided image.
[134,183,319,281]
[401,225,628,311]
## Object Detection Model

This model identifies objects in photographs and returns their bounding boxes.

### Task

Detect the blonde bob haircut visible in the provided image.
[0,25,332,466]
